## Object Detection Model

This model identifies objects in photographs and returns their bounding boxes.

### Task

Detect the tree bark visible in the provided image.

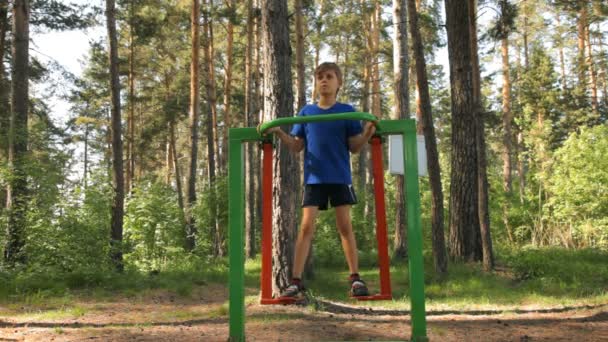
[358,0,371,194]
[261,0,297,296]
[185,0,201,252]
[586,24,599,117]
[445,0,481,262]
[0,2,9,211]
[244,0,256,259]
[408,0,447,274]
[126,0,136,193]
[576,4,587,90]
[311,0,324,101]
[4,0,30,266]
[295,0,306,110]
[468,0,493,269]
[500,32,513,247]
[84,124,89,189]
[392,0,408,260]
[501,36,512,193]
[170,121,185,215]
[221,0,235,172]
[202,0,219,174]
[555,13,568,91]
[202,0,221,256]
[0,2,8,156]
[106,0,125,271]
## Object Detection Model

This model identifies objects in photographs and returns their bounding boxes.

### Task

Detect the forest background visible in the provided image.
[0,0,607,306]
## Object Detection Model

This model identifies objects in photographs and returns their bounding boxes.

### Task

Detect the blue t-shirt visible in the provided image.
[290,102,363,184]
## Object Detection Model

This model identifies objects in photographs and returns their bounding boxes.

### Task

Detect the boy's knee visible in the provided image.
[300,222,315,238]
[336,223,354,237]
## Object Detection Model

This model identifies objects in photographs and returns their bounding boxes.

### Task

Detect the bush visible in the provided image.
[545,125,608,248]
[124,178,186,271]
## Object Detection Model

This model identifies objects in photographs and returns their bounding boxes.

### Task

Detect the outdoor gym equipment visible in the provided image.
[228,112,428,342]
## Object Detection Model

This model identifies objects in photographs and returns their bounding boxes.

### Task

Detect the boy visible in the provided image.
[267,62,376,298]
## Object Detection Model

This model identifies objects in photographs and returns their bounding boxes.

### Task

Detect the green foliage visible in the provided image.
[24,171,112,274]
[191,175,229,257]
[31,0,97,31]
[501,247,608,296]
[0,254,226,300]
[124,179,186,270]
[545,125,608,247]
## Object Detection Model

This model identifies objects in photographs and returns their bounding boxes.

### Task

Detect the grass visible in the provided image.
[299,247,608,311]
[0,247,606,315]
[32,305,88,320]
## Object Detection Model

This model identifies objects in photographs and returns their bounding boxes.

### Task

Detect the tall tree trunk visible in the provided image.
[126,0,135,193]
[577,4,587,90]
[165,131,172,185]
[358,0,371,192]
[586,24,599,117]
[445,0,481,262]
[0,2,8,155]
[358,59,370,192]
[202,0,220,256]
[392,0,408,260]
[293,0,309,278]
[364,0,381,225]
[556,14,568,91]
[164,75,172,186]
[522,8,529,69]
[0,2,9,211]
[408,0,447,274]
[244,0,256,259]
[343,36,350,99]
[357,5,371,229]
[83,124,89,189]
[106,0,125,271]
[501,37,512,193]
[500,33,513,247]
[295,0,306,110]
[311,0,324,101]
[221,0,235,172]
[371,0,381,118]
[170,121,185,215]
[254,4,263,253]
[599,28,608,111]
[203,0,220,174]
[261,0,297,296]
[514,44,525,203]
[469,0,493,270]
[185,0,201,252]
[4,0,30,266]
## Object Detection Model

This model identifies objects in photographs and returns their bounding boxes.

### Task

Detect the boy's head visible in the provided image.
[315,62,342,97]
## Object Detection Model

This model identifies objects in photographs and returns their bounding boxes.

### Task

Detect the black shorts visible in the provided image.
[302,184,358,211]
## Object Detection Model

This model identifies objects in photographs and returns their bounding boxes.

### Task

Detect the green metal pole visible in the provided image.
[228,129,245,342]
[402,120,428,342]
[257,112,379,134]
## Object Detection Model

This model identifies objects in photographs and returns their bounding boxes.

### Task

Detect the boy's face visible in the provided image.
[315,69,341,97]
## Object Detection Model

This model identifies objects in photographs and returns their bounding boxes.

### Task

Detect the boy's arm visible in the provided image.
[348,121,376,153]
[267,127,305,153]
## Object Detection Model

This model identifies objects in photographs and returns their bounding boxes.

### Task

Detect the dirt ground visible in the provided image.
[0,284,606,341]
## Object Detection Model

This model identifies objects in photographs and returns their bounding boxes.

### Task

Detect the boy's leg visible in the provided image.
[334,205,358,274]
[335,204,369,297]
[292,206,319,279]
[281,206,318,298]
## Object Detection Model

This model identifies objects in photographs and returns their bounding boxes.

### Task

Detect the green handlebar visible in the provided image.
[257,112,378,134]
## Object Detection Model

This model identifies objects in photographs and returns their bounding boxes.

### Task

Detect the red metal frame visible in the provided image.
[260,137,392,304]
[354,136,392,301]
